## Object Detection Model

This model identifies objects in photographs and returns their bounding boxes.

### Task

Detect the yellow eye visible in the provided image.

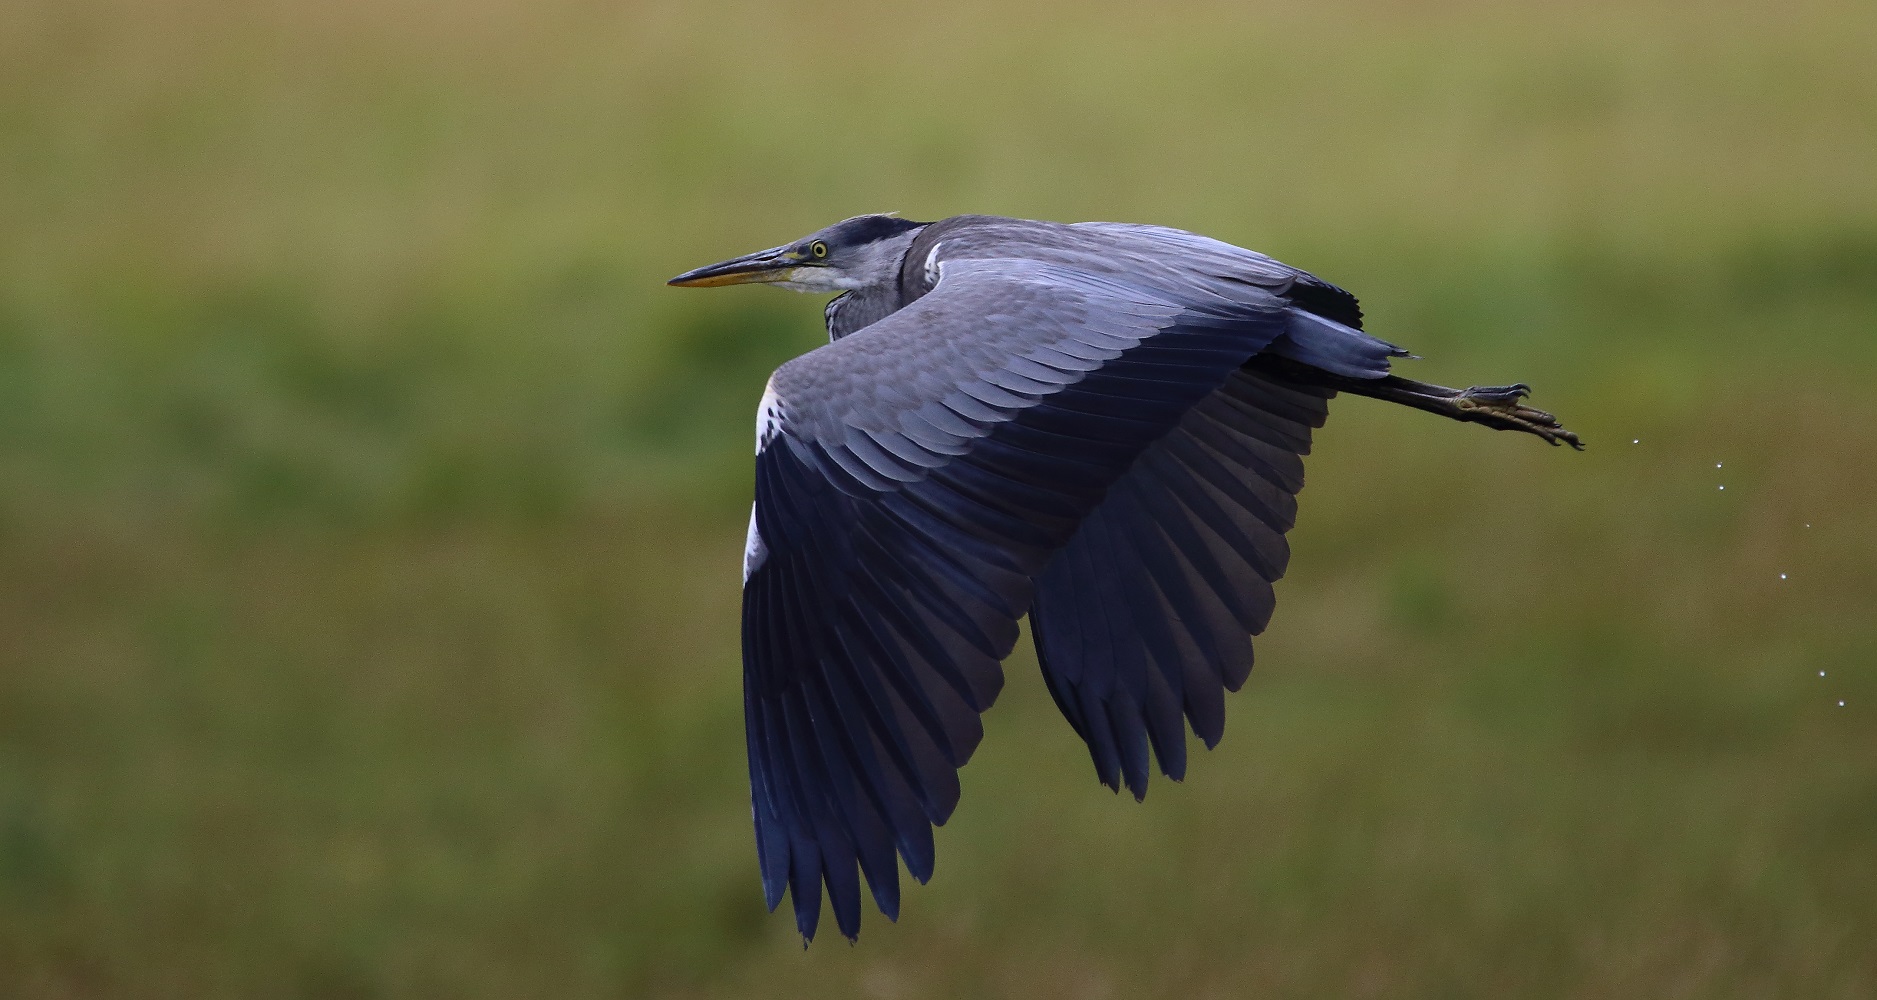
[810,241,829,259]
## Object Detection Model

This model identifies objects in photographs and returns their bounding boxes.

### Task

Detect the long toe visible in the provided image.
[1460,384,1531,405]
[1454,390,1583,449]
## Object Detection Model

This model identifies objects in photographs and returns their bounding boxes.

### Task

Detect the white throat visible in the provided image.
[775,268,867,293]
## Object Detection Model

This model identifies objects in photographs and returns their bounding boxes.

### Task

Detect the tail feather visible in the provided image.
[1268,309,1411,380]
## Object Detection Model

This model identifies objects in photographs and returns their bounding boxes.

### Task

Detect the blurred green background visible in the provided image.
[3,0,1875,996]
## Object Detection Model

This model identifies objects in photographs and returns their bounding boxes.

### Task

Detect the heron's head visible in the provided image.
[668,214,928,293]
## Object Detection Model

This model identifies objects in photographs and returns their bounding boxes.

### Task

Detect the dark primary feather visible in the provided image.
[1030,367,1332,798]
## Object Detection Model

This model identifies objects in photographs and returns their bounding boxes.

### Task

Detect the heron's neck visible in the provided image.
[824,284,903,340]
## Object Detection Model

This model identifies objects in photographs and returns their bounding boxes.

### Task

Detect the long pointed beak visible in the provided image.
[668,245,805,287]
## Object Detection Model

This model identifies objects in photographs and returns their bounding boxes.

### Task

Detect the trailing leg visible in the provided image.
[1248,356,1584,449]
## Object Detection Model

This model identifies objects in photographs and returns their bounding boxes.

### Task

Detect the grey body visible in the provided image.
[668,213,1578,945]
[773,216,1400,470]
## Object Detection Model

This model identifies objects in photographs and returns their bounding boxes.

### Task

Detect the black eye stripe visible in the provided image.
[830,214,925,245]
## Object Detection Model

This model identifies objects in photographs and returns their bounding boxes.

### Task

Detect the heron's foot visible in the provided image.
[1455,384,1583,450]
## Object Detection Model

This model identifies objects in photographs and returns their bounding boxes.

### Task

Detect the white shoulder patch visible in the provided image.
[742,502,768,582]
[755,377,785,454]
[923,240,947,285]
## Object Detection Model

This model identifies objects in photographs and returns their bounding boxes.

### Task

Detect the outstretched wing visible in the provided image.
[1029,364,1333,798]
[741,257,1294,940]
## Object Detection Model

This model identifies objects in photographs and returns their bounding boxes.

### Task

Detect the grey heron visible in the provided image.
[669,213,1580,943]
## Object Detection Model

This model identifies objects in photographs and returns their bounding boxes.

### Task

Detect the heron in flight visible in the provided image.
[669,214,1580,943]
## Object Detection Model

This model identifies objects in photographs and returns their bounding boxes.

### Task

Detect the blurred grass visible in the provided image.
[3,0,1876,996]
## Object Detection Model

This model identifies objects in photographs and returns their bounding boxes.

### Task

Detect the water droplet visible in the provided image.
[1716,462,1723,468]
[1718,485,1725,490]
[1820,671,1827,677]
[1631,439,1639,444]
[1840,700,1846,707]
[1805,523,1811,528]
[1780,573,1787,580]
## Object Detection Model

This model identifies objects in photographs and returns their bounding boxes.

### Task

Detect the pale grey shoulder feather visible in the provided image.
[907,217,1310,301]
